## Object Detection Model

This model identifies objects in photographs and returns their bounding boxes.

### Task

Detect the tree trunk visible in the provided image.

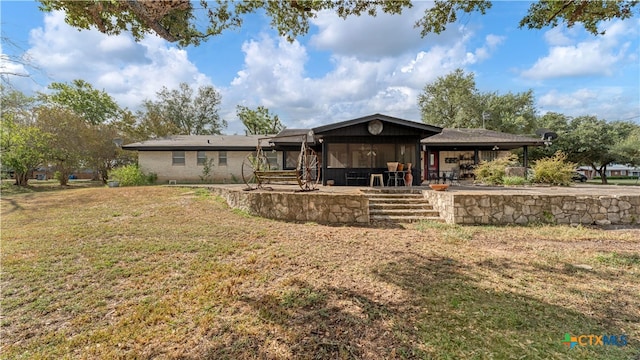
[14,172,30,186]
[597,168,608,184]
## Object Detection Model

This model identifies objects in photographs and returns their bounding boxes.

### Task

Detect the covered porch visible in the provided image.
[421,128,545,183]
[312,114,441,186]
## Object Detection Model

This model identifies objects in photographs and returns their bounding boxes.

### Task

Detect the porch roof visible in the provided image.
[421,128,544,149]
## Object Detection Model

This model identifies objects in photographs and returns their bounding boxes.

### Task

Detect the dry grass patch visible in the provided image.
[1,186,638,359]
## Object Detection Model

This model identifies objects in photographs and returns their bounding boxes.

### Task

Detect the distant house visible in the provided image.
[122,114,545,185]
[577,164,640,179]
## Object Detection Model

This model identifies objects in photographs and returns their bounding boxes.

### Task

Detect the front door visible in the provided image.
[424,150,438,181]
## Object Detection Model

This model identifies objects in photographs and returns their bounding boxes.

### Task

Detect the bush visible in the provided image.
[474,154,519,185]
[109,165,155,187]
[531,151,575,186]
[503,176,527,186]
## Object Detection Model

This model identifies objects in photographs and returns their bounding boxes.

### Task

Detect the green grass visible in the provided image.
[586,178,640,186]
[1,186,639,359]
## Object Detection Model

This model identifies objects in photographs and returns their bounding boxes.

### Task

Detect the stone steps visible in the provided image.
[363,189,444,223]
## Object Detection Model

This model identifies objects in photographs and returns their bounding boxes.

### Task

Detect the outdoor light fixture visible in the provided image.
[492,145,499,151]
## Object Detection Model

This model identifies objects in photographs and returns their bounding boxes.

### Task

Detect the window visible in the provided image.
[327,144,348,168]
[197,151,207,165]
[285,151,300,169]
[266,151,278,169]
[172,151,185,165]
[480,151,498,162]
[218,151,227,166]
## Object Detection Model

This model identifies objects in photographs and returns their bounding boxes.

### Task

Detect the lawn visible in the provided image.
[586,178,640,186]
[1,186,639,359]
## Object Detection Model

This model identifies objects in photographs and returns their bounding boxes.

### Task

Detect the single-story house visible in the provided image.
[122,134,277,183]
[122,114,545,185]
[577,164,640,179]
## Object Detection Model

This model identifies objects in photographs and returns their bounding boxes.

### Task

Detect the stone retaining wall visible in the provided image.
[423,191,639,225]
[209,187,369,224]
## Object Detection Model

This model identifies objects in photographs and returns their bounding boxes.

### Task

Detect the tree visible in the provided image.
[418,69,536,133]
[0,86,38,125]
[141,83,226,135]
[38,1,410,46]
[0,89,48,186]
[0,36,43,89]
[535,114,638,184]
[237,105,285,135]
[41,80,121,125]
[0,117,50,186]
[612,126,640,167]
[35,106,88,186]
[418,69,479,128]
[482,90,537,135]
[38,1,637,46]
[519,0,639,35]
[84,123,130,184]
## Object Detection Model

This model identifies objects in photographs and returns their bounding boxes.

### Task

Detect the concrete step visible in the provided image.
[370,203,434,210]
[367,197,426,203]
[361,189,424,195]
[365,190,443,223]
[370,215,445,222]
[370,208,440,217]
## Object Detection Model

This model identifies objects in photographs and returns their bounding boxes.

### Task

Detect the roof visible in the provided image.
[312,113,441,136]
[421,128,545,149]
[271,129,316,145]
[578,164,640,171]
[122,134,270,151]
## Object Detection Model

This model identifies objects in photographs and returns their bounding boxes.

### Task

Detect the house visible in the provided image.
[122,114,544,185]
[122,134,278,183]
[577,164,640,179]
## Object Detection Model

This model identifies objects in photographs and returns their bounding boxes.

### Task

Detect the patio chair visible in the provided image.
[447,170,460,185]
[428,171,440,184]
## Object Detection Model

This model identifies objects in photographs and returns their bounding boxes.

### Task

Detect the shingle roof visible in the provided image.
[122,134,271,151]
[421,128,544,148]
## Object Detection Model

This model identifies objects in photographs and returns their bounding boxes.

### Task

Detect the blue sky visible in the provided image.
[2,1,639,134]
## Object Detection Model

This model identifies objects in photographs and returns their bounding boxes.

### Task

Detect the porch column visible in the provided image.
[474,148,479,165]
[321,140,328,185]
[523,146,529,169]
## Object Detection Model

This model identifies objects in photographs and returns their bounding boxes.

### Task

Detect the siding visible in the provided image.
[138,150,284,183]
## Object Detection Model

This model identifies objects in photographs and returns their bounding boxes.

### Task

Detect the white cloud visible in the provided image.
[223,15,507,133]
[521,20,636,79]
[543,27,576,46]
[538,87,638,120]
[225,34,419,131]
[22,11,211,110]
[309,3,465,59]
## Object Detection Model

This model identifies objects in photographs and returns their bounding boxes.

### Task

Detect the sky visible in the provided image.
[1,1,639,134]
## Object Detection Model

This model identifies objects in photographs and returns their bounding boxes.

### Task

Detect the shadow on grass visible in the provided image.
[204,256,638,359]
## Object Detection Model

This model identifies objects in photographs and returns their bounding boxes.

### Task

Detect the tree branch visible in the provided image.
[125,0,182,42]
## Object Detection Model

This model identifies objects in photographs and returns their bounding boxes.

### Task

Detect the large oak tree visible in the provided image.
[39,1,638,46]
[418,68,536,134]
[139,83,226,136]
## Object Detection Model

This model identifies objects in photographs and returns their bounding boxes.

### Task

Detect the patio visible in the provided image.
[185,183,640,226]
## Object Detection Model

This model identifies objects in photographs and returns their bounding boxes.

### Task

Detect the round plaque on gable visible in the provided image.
[367,120,383,135]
